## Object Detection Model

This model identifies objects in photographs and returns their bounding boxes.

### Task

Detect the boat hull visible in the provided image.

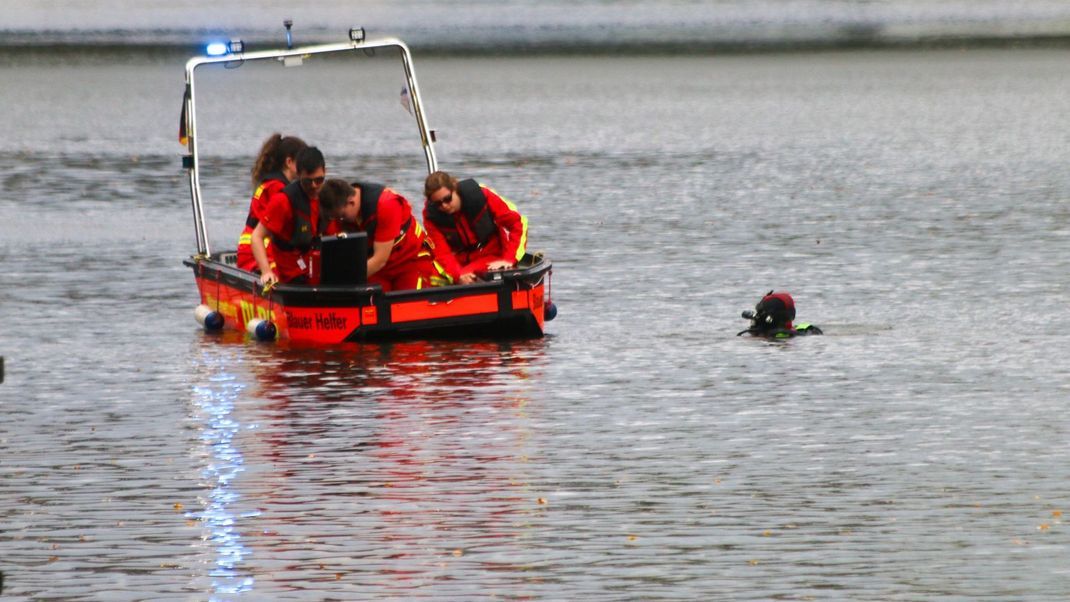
[186,253,550,343]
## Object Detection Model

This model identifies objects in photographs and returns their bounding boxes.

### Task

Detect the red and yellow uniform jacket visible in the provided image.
[258,180,322,283]
[236,172,288,272]
[422,179,528,280]
[329,182,444,291]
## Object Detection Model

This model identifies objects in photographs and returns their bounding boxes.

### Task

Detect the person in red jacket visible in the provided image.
[318,178,447,292]
[422,171,529,284]
[236,133,307,272]
[251,147,327,285]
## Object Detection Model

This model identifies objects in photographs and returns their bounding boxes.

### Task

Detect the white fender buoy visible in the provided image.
[194,304,225,331]
[245,318,277,342]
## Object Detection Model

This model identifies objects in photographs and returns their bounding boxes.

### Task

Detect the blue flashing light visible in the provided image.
[206,42,229,57]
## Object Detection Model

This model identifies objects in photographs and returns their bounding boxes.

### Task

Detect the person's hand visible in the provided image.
[259,270,278,286]
[486,260,513,271]
[459,272,478,285]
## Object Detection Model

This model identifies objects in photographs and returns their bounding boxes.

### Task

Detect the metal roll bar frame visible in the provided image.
[181,36,438,257]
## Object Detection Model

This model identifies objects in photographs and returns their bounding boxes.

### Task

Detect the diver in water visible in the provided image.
[737,291,823,338]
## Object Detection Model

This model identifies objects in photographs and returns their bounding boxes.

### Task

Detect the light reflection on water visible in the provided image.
[191,348,256,597]
[185,337,548,599]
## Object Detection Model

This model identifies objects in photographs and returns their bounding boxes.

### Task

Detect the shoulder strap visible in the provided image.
[271,180,313,251]
[456,179,484,218]
[353,181,384,223]
[456,179,496,245]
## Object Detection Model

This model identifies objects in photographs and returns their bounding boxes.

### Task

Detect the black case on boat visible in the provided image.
[320,233,368,285]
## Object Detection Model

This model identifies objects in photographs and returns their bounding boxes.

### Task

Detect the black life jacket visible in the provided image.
[270,179,315,252]
[245,171,288,228]
[425,178,496,251]
[352,181,411,251]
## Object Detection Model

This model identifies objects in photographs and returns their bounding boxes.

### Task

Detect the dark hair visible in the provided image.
[295,146,326,174]
[424,170,459,199]
[251,133,307,189]
[319,178,355,214]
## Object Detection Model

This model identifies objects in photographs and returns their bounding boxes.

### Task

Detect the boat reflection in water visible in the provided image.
[188,334,548,597]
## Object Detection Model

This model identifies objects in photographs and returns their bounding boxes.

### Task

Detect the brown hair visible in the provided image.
[251,133,308,189]
[424,170,459,199]
[319,178,355,215]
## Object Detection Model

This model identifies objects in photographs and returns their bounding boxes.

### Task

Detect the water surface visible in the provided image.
[1,49,1069,600]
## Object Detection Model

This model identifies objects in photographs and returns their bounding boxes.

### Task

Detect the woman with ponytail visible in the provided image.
[236,133,308,272]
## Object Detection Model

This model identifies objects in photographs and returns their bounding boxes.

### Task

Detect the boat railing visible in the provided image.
[187,250,550,297]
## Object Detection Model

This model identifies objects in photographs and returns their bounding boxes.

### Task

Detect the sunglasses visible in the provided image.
[429,192,452,207]
[301,176,326,186]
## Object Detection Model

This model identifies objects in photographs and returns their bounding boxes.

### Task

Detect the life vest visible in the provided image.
[353,181,412,250]
[769,324,822,338]
[425,179,497,251]
[737,323,822,338]
[270,179,316,252]
[246,171,288,228]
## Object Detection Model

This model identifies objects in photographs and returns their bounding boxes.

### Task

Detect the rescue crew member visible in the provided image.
[236,133,307,272]
[318,178,447,292]
[422,171,529,285]
[251,147,327,286]
[737,291,823,338]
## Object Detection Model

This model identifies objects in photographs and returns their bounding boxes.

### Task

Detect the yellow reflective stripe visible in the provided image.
[488,187,529,261]
[253,184,266,200]
[430,259,453,286]
[392,219,420,248]
[239,234,270,248]
[513,213,529,261]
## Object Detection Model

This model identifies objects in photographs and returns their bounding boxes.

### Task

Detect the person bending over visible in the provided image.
[319,178,447,292]
[422,171,528,285]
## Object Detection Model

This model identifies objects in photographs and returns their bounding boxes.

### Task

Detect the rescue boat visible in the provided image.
[180,29,553,344]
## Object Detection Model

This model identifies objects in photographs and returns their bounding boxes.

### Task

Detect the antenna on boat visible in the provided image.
[280,19,304,66]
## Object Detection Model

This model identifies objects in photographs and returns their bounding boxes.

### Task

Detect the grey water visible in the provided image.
[2,41,1070,600]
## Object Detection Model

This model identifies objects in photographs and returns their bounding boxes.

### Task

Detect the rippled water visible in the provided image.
[2,48,1070,600]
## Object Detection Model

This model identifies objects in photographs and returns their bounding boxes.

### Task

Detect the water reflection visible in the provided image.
[189,342,256,598]
[190,336,547,598]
